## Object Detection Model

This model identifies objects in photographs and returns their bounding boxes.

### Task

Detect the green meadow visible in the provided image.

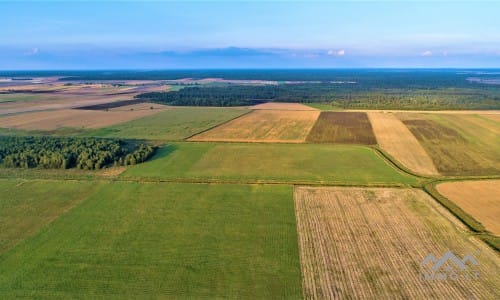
[0,181,302,299]
[122,142,419,185]
[88,107,249,140]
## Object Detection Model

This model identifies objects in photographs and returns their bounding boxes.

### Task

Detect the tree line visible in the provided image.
[136,83,500,110]
[0,136,156,170]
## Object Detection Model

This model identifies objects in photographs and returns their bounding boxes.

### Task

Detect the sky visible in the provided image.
[1,1,500,69]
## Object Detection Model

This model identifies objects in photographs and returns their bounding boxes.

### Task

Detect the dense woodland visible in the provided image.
[136,84,500,109]
[0,136,156,170]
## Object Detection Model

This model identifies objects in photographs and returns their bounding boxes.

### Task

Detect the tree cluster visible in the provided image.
[0,136,156,170]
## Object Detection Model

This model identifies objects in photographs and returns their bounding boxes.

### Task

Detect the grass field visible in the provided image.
[436,180,500,235]
[0,181,302,299]
[122,143,419,185]
[190,110,320,143]
[294,186,500,299]
[0,179,104,255]
[306,112,377,144]
[0,93,42,103]
[398,113,500,175]
[89,107,249,140]
[367,112,438,176]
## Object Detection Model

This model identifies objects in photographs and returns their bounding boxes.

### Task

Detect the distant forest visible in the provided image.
[2,69,499,109]
[0,136,156,170]
[0,69,498,87]
[136,84,500,109]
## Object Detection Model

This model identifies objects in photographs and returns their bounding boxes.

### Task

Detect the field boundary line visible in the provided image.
[183,109,253,141]
[0,174,414,188]
[0,181,102,256]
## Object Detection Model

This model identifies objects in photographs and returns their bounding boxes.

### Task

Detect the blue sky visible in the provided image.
[1,1,500,69]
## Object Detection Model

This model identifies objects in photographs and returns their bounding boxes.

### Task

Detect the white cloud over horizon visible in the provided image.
[421,50,432,57]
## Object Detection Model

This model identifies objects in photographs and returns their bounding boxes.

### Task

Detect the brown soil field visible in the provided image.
[306,112,377,144]
[0,83,170,116]
[0,107,167,130]
[437,180,500,235]
[251,102,318,111]
[367,112,439,176]
[189,110,320,143]
[398,113,500,175]
[294,186,500,299]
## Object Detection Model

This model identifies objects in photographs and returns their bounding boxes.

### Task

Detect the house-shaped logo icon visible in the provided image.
[421,251,479,271]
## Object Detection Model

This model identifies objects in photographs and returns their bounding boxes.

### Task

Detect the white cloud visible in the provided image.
[327,49,345,56]
[421,50,432,57]
[24,48,39,56]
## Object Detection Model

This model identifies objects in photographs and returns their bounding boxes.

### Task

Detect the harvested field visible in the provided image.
[481,114,500,122]
[398,113,500,175]
[0,83,169,115]
[190,110,320,143]
[367,112,438,175]
[306,112,376,144]
[0,107,167,130]
[251,102,318,111]
[294,186,500,299]
[437,180,500,235]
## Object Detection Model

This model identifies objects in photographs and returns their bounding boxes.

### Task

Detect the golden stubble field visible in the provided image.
[190,109,320,143]
[294,186,499,299]
[437,180,500,236]
[367,112,439,176]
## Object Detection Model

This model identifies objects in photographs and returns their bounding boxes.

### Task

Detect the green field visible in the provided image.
[87,107,249,140]
[399,113,500,175]
[0,93,42,103]
[0,179,104,254]
[0,181,302,299]
[122,142,419,185]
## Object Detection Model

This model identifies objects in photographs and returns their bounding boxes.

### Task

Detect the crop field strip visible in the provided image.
[306,112,377,144]
[0,181,302,299]
[367,112,438,176]
[436,180,500,235]
[294,186,500,299]
[0,179,105,255]
[0,107,168,130]
[88,106,250,140]
[189,109,320,143]
[398,113,500,175]
[121,143,419,186]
